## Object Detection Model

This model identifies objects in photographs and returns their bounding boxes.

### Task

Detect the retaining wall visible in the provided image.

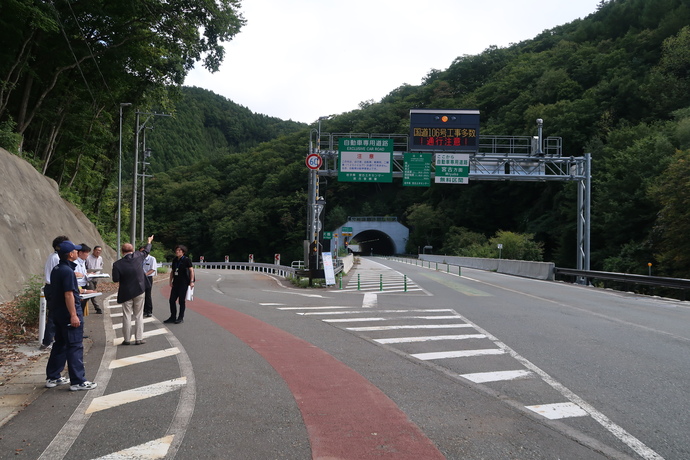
[419,255,555,281]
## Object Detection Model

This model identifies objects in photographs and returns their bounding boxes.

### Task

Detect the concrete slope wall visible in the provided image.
[0,148,116,302]
[419,254,555,281]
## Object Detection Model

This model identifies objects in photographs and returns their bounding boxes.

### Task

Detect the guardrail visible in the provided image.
[554,267,690,299]
[161,262,296,278]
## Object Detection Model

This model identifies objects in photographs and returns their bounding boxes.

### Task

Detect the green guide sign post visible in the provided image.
[403,152,432,187]
[435,153,470,184]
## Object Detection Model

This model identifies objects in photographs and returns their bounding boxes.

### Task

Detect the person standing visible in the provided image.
[86,245,104,314]
[40,235,69,351]
[74,244,90,313]
[112,236,154,345]
[140,246,158,318]
[166,245,194,324]
[44,241,97,391]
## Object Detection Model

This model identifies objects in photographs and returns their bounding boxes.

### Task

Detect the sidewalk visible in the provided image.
[0,340,94,427]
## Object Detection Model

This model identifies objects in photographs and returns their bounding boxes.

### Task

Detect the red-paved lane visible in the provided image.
[187,296,445,459]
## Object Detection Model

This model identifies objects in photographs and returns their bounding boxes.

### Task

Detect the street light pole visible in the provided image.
[118,103,131,257]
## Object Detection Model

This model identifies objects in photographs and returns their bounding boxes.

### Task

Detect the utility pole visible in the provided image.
[117,103,131,257]
[130,110,169,245]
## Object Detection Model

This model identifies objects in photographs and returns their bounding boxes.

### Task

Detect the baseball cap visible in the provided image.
[57,241,82,255]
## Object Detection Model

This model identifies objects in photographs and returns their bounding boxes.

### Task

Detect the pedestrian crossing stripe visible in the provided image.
[85,377,187,414]
[90,435,174,459]
[109,348,181,369]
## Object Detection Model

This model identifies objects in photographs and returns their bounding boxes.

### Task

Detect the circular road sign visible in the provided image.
[306,153,322,170]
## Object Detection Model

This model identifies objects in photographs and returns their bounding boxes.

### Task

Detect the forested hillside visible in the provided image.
[144,87,304,172]
[144,0,690,277]
[3,0,690,278]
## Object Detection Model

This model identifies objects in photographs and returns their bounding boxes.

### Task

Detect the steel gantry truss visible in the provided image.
[311,131,591,273]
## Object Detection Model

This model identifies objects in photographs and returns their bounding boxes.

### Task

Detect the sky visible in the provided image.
[185,0,602,124]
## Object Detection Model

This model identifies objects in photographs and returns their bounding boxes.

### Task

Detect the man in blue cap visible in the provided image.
[44,241,97,391]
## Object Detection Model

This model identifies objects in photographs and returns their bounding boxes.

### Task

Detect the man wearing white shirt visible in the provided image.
[86,246,104,314]
[140,246,158,318]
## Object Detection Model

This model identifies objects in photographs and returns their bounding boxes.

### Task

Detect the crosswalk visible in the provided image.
[338,258,424,293]
[274,304,600,423]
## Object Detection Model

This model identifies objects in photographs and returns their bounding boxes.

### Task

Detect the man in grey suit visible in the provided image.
[113,235,153,345]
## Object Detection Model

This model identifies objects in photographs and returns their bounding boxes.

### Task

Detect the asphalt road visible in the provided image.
[0,257,687,459]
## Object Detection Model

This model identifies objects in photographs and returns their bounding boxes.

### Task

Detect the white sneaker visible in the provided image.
[69,381,97,391]
[46,376,69,388]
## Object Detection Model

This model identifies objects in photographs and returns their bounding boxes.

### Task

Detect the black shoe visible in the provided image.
[145,313,152,317]
[163,318,175,323]
[95,309,103,314]
[174,319,184,324]
[83,335,90,339]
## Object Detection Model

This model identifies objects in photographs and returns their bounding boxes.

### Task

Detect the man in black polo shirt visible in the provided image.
[44,241,97,391]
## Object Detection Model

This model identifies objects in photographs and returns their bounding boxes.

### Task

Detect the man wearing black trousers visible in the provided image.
[165,244,194,324]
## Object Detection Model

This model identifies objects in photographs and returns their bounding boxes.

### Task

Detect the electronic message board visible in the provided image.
[409,109,480,152]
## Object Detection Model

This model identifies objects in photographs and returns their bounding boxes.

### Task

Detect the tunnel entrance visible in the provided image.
[351,230,396,256]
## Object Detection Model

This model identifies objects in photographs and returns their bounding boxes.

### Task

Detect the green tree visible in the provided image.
[649,148,690,277]
[489,230,544,261]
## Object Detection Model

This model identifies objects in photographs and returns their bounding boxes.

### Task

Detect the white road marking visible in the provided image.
[278,306,350,310]
[460,370,534,383]
[375,334,486,344]
[109,348,181,369]
[324,315,461,323]
[526,402,588,420]
[85,377,187,414]
[259,302,284,306]
[112,317,156,329]
[411,349,505,360]
[114,328,167,345]
[91,435,174,459]
[300,309,452,315]
[363,292,377,308]
[347,324,473,331]
[456,313,664,460]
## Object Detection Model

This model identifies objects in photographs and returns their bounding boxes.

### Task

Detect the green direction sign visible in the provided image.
[338,138,393,183]
[403,152,431,187]
[435,153,470,184]
[341,226,353,236]
[323,231,333,240]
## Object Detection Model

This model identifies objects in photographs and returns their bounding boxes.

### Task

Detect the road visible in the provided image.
[0,257,687,459]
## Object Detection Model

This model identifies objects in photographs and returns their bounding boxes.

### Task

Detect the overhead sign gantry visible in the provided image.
[307,111,591,274]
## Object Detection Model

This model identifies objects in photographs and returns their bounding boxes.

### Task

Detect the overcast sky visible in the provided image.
[185,0,602,124]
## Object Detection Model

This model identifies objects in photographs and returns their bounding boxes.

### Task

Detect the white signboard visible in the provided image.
[322,252,336,286]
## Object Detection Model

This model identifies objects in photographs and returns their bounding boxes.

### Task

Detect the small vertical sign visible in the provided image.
[403,152,432,187]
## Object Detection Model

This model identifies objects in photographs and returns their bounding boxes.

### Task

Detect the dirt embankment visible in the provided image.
[0,147,116,303]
